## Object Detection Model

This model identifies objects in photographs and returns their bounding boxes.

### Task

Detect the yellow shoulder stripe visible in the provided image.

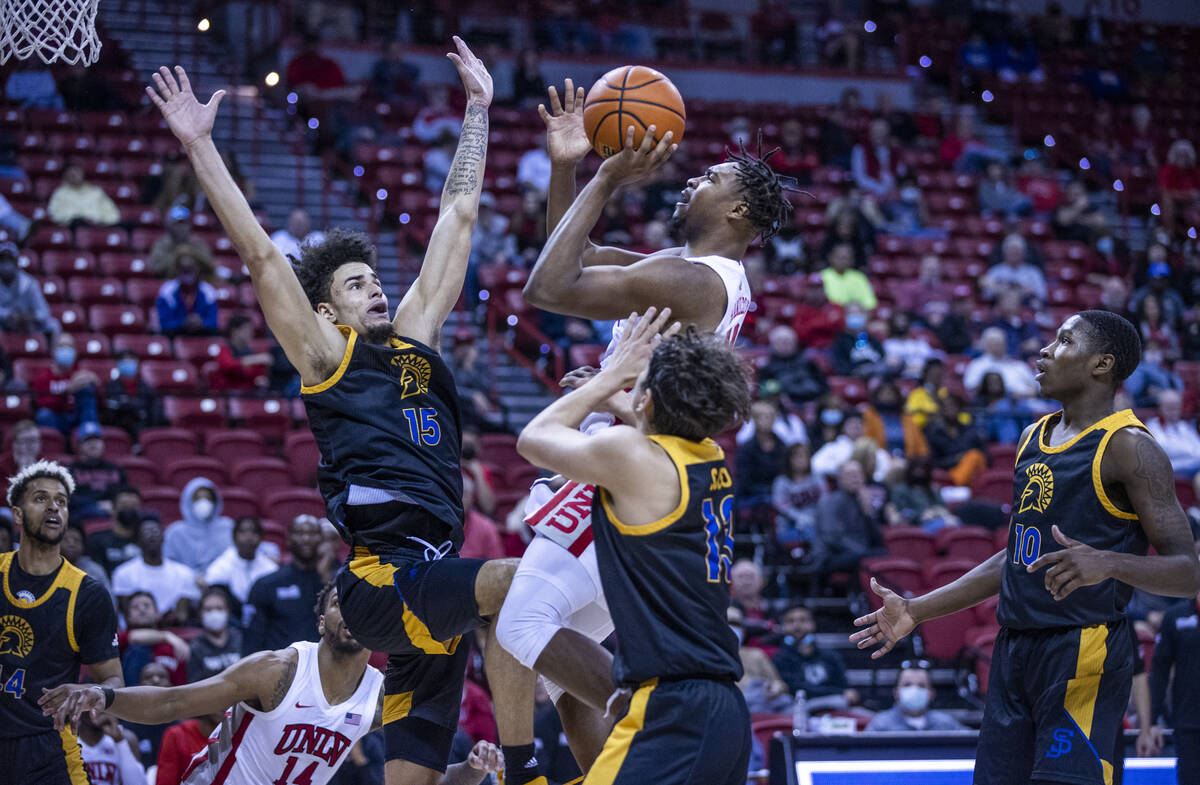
[599,435,723,536]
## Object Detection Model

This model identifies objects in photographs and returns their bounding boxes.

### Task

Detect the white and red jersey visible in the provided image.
[78,733,146,785]
[182,641,382,785]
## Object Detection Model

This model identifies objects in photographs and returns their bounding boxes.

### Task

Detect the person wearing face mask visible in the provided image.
[163,477,236,572]
[31,332,101,435]
[832,304,887,378]
[187,586,243,683]
[102,351,161,437]
[154,250,220,337]
[87,486,144,576]
[771,605,860,710]
[865,663,965,731]
[203,516,279,604]
[0,240,60,335]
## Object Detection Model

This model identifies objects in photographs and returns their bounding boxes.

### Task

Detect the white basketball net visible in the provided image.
[0,0,102,66]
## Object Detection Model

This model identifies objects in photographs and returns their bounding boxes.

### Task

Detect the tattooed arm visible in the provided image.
[393,37,493,349]
[1028,428,1200,601]
[40,648,298,731]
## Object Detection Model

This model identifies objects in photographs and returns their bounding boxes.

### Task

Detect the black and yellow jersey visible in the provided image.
[999,409,1150,630]
[591,435,743,686]
[302,327,464,552]
[0,551,118,737]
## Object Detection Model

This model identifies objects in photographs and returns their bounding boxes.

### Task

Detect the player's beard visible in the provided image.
[326,627,365,655]
[25,517,64,545]
[362,322,394,346]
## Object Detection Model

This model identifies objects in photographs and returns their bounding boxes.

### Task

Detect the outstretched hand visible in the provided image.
[38,683,104,734]
[146,65,225,149]
[539,78,591,164]
[848,577,917,659]
[447,36,493,107]
[597,124,677,186]
[599,307,680,388]
[1027,525,1110,601]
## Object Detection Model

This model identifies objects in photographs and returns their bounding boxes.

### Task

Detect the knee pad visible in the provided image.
[495,572,573,668]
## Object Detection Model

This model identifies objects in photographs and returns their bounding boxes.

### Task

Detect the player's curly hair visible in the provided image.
[644,328,752,442]
[292,227,379,310]
[1075,310,1143,385]
[7,459,74,507]
[728,131,800,241]
[315,579,337,617]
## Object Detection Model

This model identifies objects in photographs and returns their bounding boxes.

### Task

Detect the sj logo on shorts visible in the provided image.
[1046,728,1073,758]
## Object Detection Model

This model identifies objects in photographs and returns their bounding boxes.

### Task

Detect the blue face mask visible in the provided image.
[117,359,138,378]
[821,409,844,426]
[846,314,866,330]
[54,347,76,367]
[800,633,816,648]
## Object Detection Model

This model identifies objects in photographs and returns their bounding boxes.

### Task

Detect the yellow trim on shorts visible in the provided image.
[584,678,657,785]
[348,554,460,656]
[59,726,89,785]
[599,436,723,536]
[1063,623,1108,783]
[301,325,357,394]
[382,692,412,725]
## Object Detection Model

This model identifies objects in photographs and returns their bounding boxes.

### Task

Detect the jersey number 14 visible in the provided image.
[702,494,735,583]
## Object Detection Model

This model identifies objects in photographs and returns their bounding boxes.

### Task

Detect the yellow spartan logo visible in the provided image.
[0,615,34,658]
[1019,463,1054,514]
[392,354,431,400]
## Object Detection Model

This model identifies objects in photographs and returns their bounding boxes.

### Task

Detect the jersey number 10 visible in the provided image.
[702,494,735,583]
[1011,524,1042,567]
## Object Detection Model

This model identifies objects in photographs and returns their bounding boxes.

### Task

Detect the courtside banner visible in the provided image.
[793,758,1177,785]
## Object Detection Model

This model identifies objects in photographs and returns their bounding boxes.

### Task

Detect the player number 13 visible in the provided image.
[702,494,735,583]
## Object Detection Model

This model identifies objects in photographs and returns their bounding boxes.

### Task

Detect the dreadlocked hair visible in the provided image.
[292,227,379,310]
[644,327,752,442]
[727,130,800,241]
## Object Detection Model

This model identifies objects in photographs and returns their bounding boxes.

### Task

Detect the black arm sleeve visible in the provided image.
[75,576,120,664]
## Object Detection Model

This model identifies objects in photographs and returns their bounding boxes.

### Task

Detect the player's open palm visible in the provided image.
[849,577,916,659]
[539,79,591,164]
[447,36,492,107]
[602,307,680,387]
[599,124,677,186]
[146,66,225,148]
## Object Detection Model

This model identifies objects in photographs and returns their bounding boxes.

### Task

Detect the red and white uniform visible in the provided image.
[182,641,382,785]
[78,733,146,785]
[497,255,751,692]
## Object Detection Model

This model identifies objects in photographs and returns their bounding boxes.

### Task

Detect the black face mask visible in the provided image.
[117,508,141,530]
[462,442,478,461]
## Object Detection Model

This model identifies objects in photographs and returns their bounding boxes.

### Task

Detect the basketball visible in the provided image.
[582,65,686,158]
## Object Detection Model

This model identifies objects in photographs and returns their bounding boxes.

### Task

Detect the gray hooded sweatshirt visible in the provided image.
[163,476,236,572]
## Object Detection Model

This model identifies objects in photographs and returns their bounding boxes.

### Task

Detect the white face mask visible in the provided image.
[192,498,215,520]
[202,609,228,633]
[898,685,930,713]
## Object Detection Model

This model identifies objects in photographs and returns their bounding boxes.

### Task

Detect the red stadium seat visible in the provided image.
[50,304,87,332]
[860,557,925,608]
[114,455,160,487]
[39,275,67,303]
[220,487,261,519]
[0,393,33,426]
[162,396,226,431]
[112,334,172,360]
[77,358,115,381]
[262,488,326,522]
[0,333,47,359]
[88,304,147,335]
[973,595,1000,627]
[140,360,201,393]
[936,525,996,563]
[172,335,225,365]
[1177,476,1198,510]
[35,426,66,456]
[205,430,266,464]
[480,433,519,466]
[97,252,155,279]
[923,557,979,589]
[125,278,164,309]
[73,227,128,252]
[140,487,181,522]
[74,333,111,359]
[227,397,292,441]
[163,456,228,487]
[750,714,792,769]
[966,626,999,693]
[283,430,320,486]
[919,609,976,661]
[230,457,293,492]
[95,426,133,456]
[41,250,98,277]
[972,468,1013,506]
[505,462,542,490]
[11,358,54,384]
[881,526,936,562]
[139,428,199,464]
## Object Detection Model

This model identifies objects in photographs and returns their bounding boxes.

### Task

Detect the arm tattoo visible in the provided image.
[444,104,489,197]
[263,654,297,712]
[1133,437,1176,506]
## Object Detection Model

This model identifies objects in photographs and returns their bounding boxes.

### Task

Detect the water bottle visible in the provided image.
[792,689,809,734]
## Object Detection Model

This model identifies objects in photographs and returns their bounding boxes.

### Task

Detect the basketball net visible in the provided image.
[0,0,101,66]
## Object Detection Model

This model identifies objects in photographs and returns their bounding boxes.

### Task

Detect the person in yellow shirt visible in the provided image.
[46,164,120,226]
[820,242,877,309]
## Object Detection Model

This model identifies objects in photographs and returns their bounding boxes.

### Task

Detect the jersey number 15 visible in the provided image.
[702,494,735,583]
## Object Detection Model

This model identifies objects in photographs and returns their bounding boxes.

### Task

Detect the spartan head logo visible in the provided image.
[1019,463,1054,514]
[391,354,431,400]
[0,615,34,658]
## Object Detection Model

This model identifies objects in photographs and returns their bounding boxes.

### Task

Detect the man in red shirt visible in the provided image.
[154,711,223,785]
[285,33,360,101]
[32,332,100,434]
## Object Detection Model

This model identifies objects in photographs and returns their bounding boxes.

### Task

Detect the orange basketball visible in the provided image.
[582,66,686,158]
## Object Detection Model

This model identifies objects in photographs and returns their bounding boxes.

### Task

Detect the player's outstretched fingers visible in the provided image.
[638,125,657,154]
[624,124,636,150]
[159,65,180,95]
[547,84,563,114]
[174,65,192,95]
[151,69,170,99]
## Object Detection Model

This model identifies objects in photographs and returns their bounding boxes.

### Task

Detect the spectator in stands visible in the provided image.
[863,379,917,455]
[2,61,63,108]
[1136,294,1181,360]
[883,311,940,379]
[117,589,192,686]
[758,325,828,405]
[411,84,462,144]
[906,358,947,428]
[1082,51,1129,102]
[832,304,887,378]
[772,443,824,554]
[0,194,35,244]
[816,459,882,574]
[789,273,843,350]
[978,161,1033,218]
[269,208,325,262]
[203,516,278,604]
[61,523,112,596]
[727,605,791,715]
[1015,153,1064,216]
[736,380,809,448]
[68,421,126,520]
[730,559,771,639]
[155,253,219,337]
[1159,140,1200,235]
[735,400,788,508]
[285,32,357,103]
[974,371,1034,444]
[851,118,899,199]
[210,314,271,391]
[958,31,994,78]
[148,205,214,278]
[470,192,518,277]
[816,7,860,70]
[102,350,159,437]
[1144,390,1200,478]
[893,254,955,317]
[32,332,100,434]
[1,419,39,480]
[772,605,859,707]
[1119,103,1159,168]
[447,333,504,431]
[0,240,60,335]
[924,393,988,487]
[88,486,142,577]
[1096,275,1133,320]
[821,243,876,309]
[141,150,202,212]
[939,111,1006,173]
[1086,233,1132,285]
[164,478,236,573]
[370,40,420,102]
[155,710,224,785]
[242,514,333,654]
[1130,250,1185,328]
[1054,180,1109,242]
[46,163,119,227]
[813,411,891,481]
[423,129,458,193]
[819,103,858,170]
[460,475,504,561]
[820,207,873,271]
[187,586,242,683]
[518,134,552,196]
[460,427,497,517]
[988,290,1042,359]
[886,174,943,239]
[982,234,1047,303]
[1125,339,1184,408]
[771,118,818,182]
[112,516,200,624]
[865,664,965,731]
[121,661,174,765]
[76,710,145,781]
[887,457,961,533]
